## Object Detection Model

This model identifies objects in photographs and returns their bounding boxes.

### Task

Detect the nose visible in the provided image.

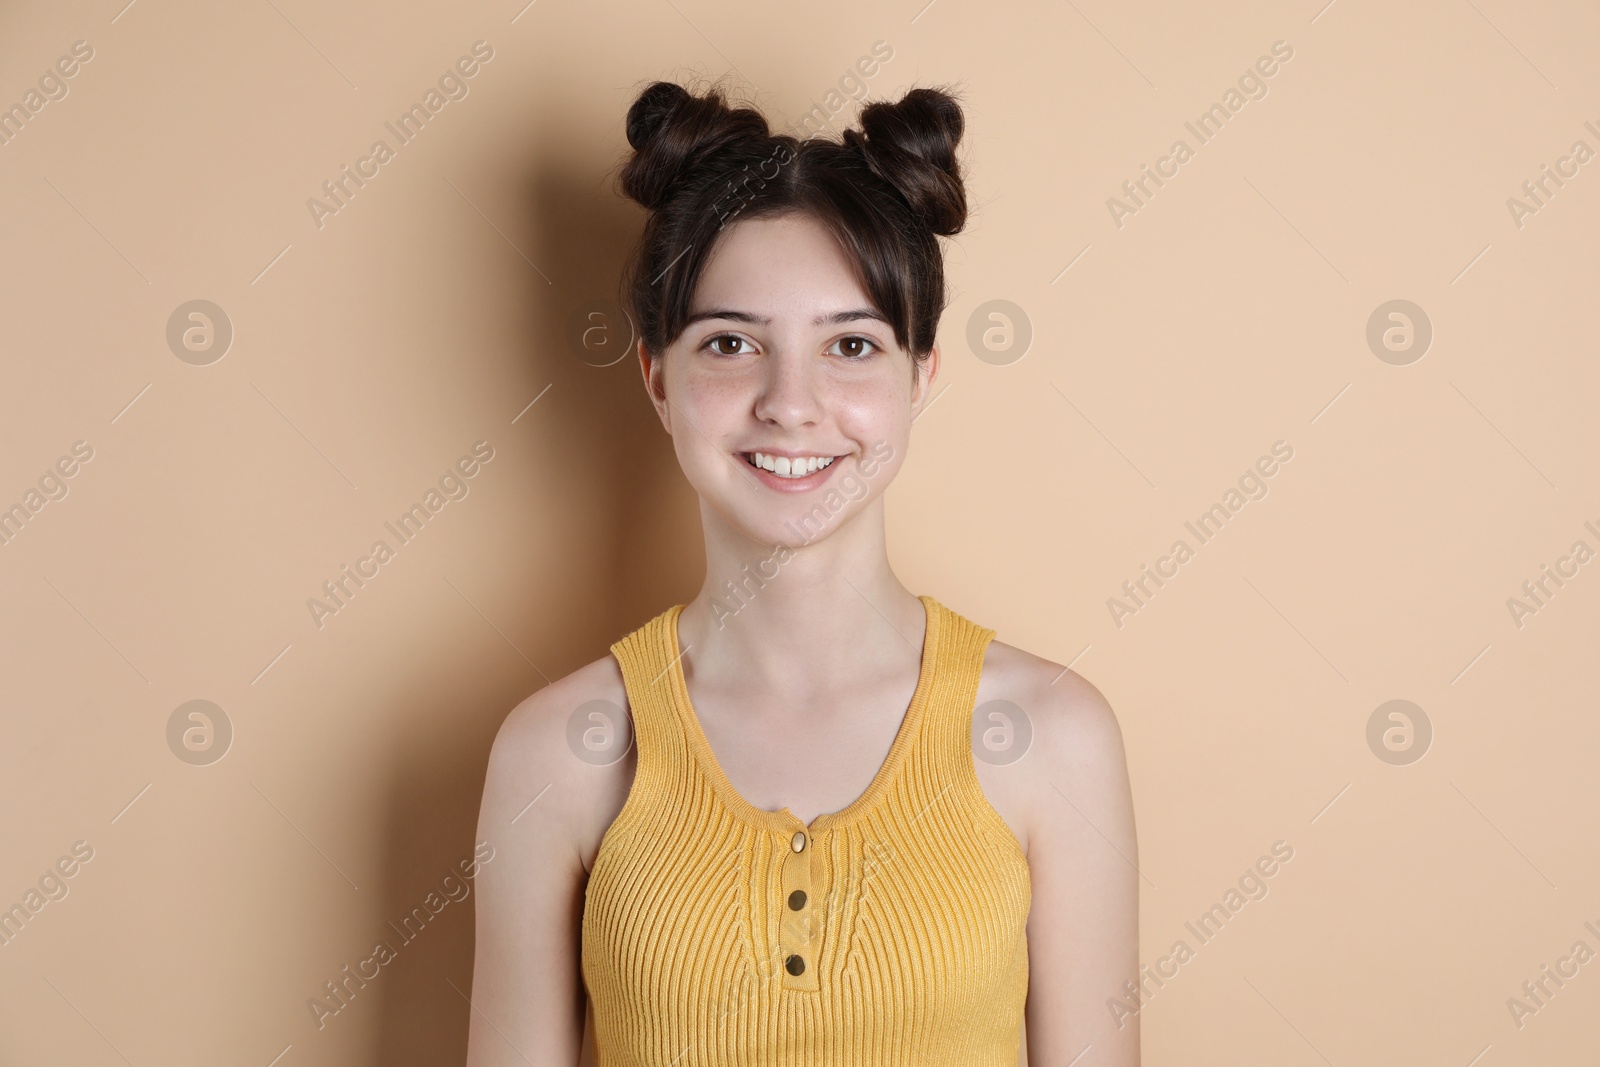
[751,346,824,429]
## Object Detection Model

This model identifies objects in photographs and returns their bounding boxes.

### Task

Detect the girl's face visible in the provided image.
[640,211,938,549]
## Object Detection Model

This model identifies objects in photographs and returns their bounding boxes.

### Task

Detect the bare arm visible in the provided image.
[1024,673,1141,1066]
[465,684,593,1067]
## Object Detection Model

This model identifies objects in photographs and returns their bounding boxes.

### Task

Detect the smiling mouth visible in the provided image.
[739,452,838,479]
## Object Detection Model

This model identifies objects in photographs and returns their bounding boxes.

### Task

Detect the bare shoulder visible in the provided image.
[468,653,633,1064]
[978,643,1140,1064]
[981,638,1129,763]
[974,638,1133,855]
[480,651,635,874]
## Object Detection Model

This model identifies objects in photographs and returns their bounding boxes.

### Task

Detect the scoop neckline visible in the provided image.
[661,594,941,836]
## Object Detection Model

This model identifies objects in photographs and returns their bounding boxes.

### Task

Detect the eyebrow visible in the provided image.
[683,307,891,329]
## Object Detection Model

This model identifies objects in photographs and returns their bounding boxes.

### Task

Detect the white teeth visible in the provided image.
[745,452,835,478]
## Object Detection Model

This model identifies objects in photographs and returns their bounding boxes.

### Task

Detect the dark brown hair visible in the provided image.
[614,77,969,374]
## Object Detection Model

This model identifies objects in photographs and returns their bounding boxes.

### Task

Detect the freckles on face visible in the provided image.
[656,212,921,523]
[674,214,916,421]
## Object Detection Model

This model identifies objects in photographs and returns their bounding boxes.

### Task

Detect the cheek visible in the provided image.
[690,376,751,411]
[831,381,910,440]
[650,362,737,496]
[667,374,751,477]
[668,364,745,431]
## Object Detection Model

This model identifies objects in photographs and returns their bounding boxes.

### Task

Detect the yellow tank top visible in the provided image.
[582,594,1031,1066]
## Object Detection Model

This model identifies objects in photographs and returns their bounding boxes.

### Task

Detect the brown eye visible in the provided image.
[705,334,752,356]
[830,335,880,361]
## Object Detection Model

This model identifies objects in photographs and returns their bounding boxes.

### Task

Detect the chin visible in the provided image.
[751,510,828,550]
[715,503,844,553]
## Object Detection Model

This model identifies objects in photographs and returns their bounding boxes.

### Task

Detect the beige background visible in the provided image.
[2,0,1597,1063]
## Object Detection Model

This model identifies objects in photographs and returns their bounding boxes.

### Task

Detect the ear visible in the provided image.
[638,339,672,431]
[909,343,940,414]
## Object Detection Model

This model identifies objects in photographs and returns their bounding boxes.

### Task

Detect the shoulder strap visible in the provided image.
[916,597,998,783]
[607,605,691,800]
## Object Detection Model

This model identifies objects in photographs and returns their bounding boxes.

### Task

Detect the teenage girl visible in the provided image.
[466,79,1139,1067]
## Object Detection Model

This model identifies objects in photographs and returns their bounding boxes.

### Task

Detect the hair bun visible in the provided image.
[624,81,693,153]
[848,87,967,236]
[620,80,770,212]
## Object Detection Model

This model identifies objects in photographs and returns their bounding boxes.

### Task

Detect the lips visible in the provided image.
[739,452,838,478]
[737,450,843,491]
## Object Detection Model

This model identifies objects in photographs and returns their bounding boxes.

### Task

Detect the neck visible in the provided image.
[680,498,925,699]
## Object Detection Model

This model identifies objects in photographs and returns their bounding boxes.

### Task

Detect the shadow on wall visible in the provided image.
[337,149,702,1063]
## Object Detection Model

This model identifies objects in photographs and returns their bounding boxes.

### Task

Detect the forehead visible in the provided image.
[690,213,872,318]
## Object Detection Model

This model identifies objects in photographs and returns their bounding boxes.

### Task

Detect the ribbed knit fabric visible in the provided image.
[581,594,1031,1067]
